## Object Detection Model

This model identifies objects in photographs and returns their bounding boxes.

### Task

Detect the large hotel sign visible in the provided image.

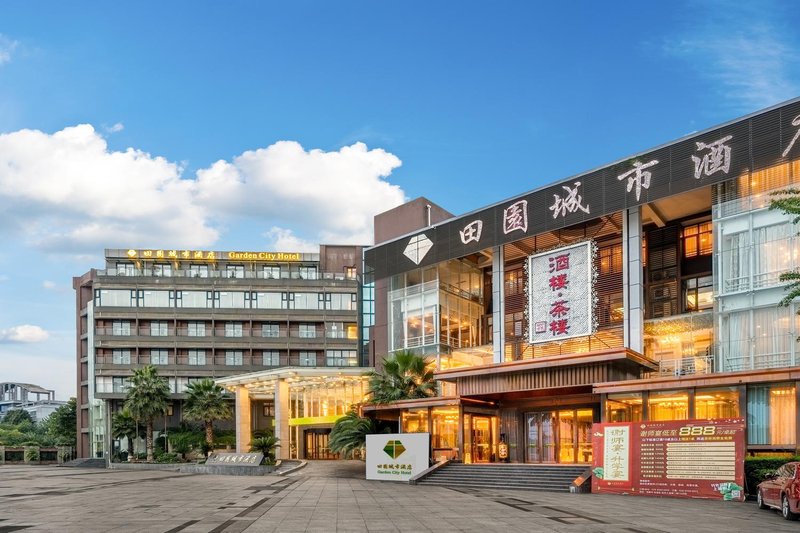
[528,241,596,344]
[124,249,302,262]
[365,98,800,279]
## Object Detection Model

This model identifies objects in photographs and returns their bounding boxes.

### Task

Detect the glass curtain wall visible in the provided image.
[747,383,796,446]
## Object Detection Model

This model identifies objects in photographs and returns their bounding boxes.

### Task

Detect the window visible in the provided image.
[747,383,796,445]
[263,351,280,366]
[153,263,172,277]
[263,265,281,279]
[505,311,524,339]
[326,349,358,367]
[216,291,247,309]
[116,262,135,276]
[599,243,623,274]
[225,350,243,366]
[605,393,643,422]
[112,321,131,336]
[262,323,280,338]
[299,351,317,366]
[328,293,357,311]
[298,324,316,338]
[112,350,131,364]
[683,276,713,312]
[150,321,168,336]
[504,269,524,296]
[176,290,212,308]
[263,404,276,417]
[695,387,739,419]
[224,322,243,337]
[226,265,244,278]
[141,290,171,307]
[683,222,712,258]
[345,266,357,280]
[112,377,130,393]
[188,349,206,365]
[252,292,283,309]
[648,390,689,421]
[326,322,344,338]
[291,292,320,310]
[189,264,209,278]
[95,289,136,307]
[187,322,206,337]
[298,266,318,279]
[150,349,168,365]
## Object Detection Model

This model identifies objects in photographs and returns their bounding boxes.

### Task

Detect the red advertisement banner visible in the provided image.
[592,418,745,501]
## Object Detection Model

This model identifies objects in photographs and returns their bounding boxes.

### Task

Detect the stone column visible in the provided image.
[235,386,252,453]
[491,245,505,363]
[623,207,644,354]
[274,380,291,460]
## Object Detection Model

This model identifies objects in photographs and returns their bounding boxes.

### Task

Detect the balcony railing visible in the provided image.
[656,355,714,376]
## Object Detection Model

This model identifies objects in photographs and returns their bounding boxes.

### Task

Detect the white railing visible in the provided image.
[657,355,714,376]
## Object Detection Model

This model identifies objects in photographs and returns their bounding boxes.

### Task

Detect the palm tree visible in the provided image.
[329,410,388,458]
[250,434,280,464]
[124,365,170,462]
[183,378,233,446]
[112,409,138,460]
[367,350,436,404]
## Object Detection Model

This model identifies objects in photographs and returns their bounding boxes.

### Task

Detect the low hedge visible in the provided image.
[744,455,800,495]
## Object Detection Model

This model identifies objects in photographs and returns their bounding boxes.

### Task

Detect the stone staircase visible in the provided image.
[415,463,587,492]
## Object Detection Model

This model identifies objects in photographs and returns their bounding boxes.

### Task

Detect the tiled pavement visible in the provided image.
[0,462,796,532]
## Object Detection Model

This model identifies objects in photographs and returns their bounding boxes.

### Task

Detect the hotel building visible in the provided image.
[73,245,364,459]
[364,97,800,464]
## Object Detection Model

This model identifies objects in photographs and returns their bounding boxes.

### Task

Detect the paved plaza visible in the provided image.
[0,461,796,532]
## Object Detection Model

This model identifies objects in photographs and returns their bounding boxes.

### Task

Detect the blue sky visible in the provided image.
[1,1,800,398]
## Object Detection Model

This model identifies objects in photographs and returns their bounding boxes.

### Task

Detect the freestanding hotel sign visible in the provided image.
[592,418,745,501]
[528,241,596,344]
[366,433,429,482]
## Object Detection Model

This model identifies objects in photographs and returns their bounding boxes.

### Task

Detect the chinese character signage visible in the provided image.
[528,241,596,344]
[124,249,302,262]
[366,433,429,482]
[592,419,745,501]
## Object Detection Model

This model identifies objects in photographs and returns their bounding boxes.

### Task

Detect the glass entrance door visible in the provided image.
[526,409,594,464]
[471,416,492,463]
[304,429,338,460]
[526,411,557,463]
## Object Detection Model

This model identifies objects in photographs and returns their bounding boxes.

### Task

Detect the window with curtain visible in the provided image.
[720,231,749,293]
[695,387,740,419]
[753,223,793,288]
[747,383,796,445]
[647,390,689,421]
[682,222,713,258]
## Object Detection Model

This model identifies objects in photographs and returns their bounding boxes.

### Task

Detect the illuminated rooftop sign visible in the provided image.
[124,249,303,262]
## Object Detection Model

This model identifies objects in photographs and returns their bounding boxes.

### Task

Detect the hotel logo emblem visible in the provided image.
[403,234,433,265]
[383,440,406,459]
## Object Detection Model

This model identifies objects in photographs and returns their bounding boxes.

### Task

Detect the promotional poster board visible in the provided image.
[592,418,745,501]
[366,433,429,482]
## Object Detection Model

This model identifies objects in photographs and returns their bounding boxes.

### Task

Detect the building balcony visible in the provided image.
[96,268,356,283]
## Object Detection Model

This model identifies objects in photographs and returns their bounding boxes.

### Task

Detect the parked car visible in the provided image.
[757,461,800,520]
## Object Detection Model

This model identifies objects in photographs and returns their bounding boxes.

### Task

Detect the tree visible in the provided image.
[329,410,389,458]
[124,365,170,462]
[771,189,800,306]
[367,351,436,404]
[45,398,77,446]
[249,434,280,464]
[112,409,139,459]
[182,378,233,446]
[2,409,34,426]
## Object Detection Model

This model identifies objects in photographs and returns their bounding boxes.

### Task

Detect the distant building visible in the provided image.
[74,245,364,459]
[0,382,66,422]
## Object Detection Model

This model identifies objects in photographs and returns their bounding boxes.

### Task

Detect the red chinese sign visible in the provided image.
[592,418,745,501]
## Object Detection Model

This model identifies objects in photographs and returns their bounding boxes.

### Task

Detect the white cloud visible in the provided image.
[263,227,319,252]
[105,122,125,134]
[0,126,406,253]
[195,140,405,245]
[42,280,57,289]
[663,2,800,111]
[0,324,50,343]
[0,34,18,66]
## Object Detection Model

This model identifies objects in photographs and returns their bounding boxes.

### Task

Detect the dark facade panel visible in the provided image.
[366,97,800,279]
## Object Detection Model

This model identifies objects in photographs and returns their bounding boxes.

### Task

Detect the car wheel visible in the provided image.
[757,489,768,510]
[782,495,799,521]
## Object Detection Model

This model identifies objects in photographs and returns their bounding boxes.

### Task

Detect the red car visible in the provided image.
[757,461,800,520]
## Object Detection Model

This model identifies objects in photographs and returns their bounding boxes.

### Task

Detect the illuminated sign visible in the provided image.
[528,241,596,344]
[124,249,302,262]
[592,419,745,501]
[366,433,429,482]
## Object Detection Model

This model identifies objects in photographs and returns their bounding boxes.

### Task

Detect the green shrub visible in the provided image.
[25,447,40,462]
[744,455,800,495]
[154,452,181,463]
